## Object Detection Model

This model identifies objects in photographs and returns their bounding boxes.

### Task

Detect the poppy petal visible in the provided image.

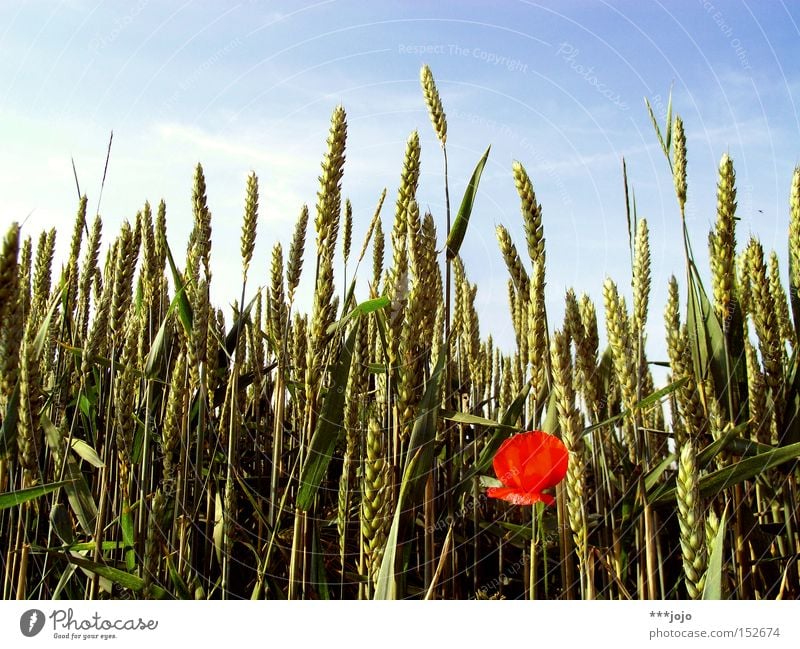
[492,431,568,494]
[492,436,525,489]
[486,486,555,506]
[518,432,568,491]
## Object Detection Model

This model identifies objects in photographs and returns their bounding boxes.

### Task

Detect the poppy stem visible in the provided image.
[529,504,539,600]
[538,503,548,599]
[528,501,548,600]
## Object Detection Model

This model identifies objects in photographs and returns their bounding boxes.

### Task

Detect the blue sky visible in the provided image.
[1,0,798,365]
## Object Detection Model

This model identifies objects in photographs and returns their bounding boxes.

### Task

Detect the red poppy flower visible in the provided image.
[486,431,568,506]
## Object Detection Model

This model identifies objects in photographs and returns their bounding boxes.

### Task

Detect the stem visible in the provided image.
[557,483,572,597]
[529,505,536,600]
[539,503,548,599]
[472,441,479,595]
[441,143,454,598]
[15,541,29,600]
[443,145,451,345]
[269,373,284,527]
[91,347,117,599]
[423,474,434,592]
[288,508,303,599]
[223,280,248,598]
[271,302,294,527]
[643,486,657,600]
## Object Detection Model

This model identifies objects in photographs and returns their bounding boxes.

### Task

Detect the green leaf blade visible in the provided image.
[66,554,145,592]
[702,507,728,600]
[296,320,360,511]
[0,480,73,511]
[445,145,491,260]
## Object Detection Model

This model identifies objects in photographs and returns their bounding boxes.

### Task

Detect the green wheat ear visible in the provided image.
[677,441,707,599]
[550,326,586,566]
[286,204,309,304]
[420,64,447,146]
[673,115,687,210]
[0,222,20,328]
[633,218,651,338]
[240,171,259,280]
[710,153,737,326]
[789,166,800,289]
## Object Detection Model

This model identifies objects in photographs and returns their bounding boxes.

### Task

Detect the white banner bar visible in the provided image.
[1,600,797,648]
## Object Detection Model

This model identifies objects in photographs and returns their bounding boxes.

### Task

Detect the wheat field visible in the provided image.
[0,66,798,600]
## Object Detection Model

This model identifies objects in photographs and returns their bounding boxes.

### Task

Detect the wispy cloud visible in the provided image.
[156,121,310,172]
